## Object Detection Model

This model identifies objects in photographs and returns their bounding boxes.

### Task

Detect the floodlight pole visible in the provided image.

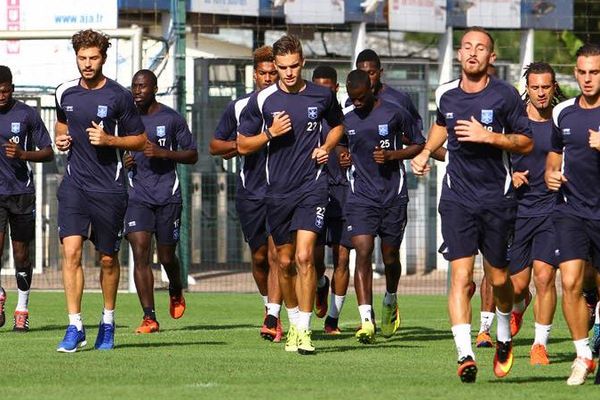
[351,22,367,68]
[519,29,535,93]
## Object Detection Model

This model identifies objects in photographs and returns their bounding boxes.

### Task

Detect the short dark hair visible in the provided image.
[0,65,13,85]
[312,65,337,83]
[356,49,381,69]
[273,35,303,59]
[72,29,111,58]
[133,69,158,87]
[462,26,495,51]
[253,45,274,69]
[575,43,600,58]
[346,69,371,92]
[522,61,567,106]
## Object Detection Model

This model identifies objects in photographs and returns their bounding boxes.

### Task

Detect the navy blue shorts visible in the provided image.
[0,193,35,242]
[235,196,268,252]
[553,211,600,269]
[317,184,352,248]
[345,202,407,248]
[124,200,182,245]
[439,200,516,268]
[508,215,558,275]
[266,187,329,246]
[57,179,127,255]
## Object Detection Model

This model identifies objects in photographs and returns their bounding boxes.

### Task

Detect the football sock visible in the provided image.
[143,307,156,320]
[286,306,299,327]
[479,311,495,333]
[533,322,552,346]
[452,324,474,360]
[297,311,312,332]
[16,289,29,312]
[102,308,114,325]
[496,308,511,343]
[574,338,592,359]
[68,313,83,331]
[358,304,373,323]
[266,303,281,318]
[383,291,397,306]
[317,275,327,288]
[327,294,345,319]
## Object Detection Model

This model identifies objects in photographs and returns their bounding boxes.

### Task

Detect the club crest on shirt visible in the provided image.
[562,128,571,135]
[156,126,166,138]
[308,106,318,120]
[11,122,20,134]
[481,109,494,124]
[378,124,389,136]
[97,105,108,118]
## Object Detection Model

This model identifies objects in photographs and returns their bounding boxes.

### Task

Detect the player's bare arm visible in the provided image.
[312,124,344,164]
[455,116,533,154]
[87,121,147,151]
[3,141,53,162]
[544,151,567,191]
[143,140,198,164]
[411,123,448,176]
[373,142,424,164]
[237,111,291,155]
[209,137,238,159]
[55,120,72,151]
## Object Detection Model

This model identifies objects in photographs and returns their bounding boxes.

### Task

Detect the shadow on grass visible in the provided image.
[168,324,255,332]
[116,340,227,349]
[486,375,568,383]
[317,342,422,354]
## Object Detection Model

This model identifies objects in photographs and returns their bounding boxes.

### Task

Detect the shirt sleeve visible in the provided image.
[55,90,67,124]
[398,108,425,145]
[117,90,145,136]
[550,116,564,153]
[29,109,52,149]
[213,100,238,141]
[174,113,197,151]
[237,93,263,137]
[435,108,446,127]
[400,93,423,131]
[323,93,343,129]
[503,87,532,138]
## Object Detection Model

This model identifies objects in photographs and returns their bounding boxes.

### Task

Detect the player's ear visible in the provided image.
[489,51,497,64]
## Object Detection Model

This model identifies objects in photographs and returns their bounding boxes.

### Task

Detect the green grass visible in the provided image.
[0,292,597,399]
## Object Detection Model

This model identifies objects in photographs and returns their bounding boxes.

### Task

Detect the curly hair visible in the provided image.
[71,29,111,58]
[522,62,567,106]
[253,45,274,69]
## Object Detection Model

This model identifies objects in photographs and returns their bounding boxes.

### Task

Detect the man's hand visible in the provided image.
[312,146,328,164]
[123,152,135,169]
[372,146,388,164]
[545,170,567,192]
[455,116,492,144]
[410,149,431,176]
[269,112,292,137]
[3,141,24,159]
[55,134,72,151]
[339,150,352,168]
[512,170,529,189]
[589,128,600,151]
[143,140,166,159]
[87,121,112,146]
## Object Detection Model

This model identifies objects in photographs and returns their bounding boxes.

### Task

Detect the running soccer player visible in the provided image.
[0,65,53,332]
[509,62,566,365]
[344,69,424,344]
[123,69,197,334]
[237,34,344,354]
[311,65,351,334]
[411,27,533,382]
[209,46,284,342]
[545,43,600,385]
[55,30,146,352]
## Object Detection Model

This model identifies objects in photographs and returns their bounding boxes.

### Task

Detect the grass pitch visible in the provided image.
[0,291,597,399]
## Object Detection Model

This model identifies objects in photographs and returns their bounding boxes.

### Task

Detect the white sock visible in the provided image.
[533,322,552,346]
[358,304,372,323]
[496,308,511,343]
[102,308,114,325]
[286,306,299,327]
[261,295,268,306]
[266,303,281,318]
[16,289,30,312]
[317,275,327,288]
[595,302,600,325]
[451,324,474,360]
[297,311,312,332]
[479,311,495,333]
[68,313,83,331]
[383,291,397,306]
[513,297,527,313]
[574,338,592,359]
[327,294,345,319]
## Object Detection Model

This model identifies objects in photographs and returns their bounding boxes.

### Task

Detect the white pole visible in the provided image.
[519,29,535,93]
[34,162,43,273]
[351,22,367,68]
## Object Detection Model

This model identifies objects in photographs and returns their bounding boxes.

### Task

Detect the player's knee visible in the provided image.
[251,250,268,270]
[295,248,313,268]
[99,254,118,270]
[534,269,555,291]
[381,251,399,267]
[560,273,581,294]
[278,254,294,274]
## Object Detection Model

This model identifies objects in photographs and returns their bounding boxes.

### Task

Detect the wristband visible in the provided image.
[264,128,273,140]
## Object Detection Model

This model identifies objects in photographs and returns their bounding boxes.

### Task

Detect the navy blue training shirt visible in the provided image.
[55,78,146,193]
[435,76,532,207]
[551,97,600,220]
[214,93,266,200]
[128,104,197,205]
[238,81,343,197]
[343,101,424,207]
[511,119,557,217]
[321,119,347,187]
[0,100,52,195]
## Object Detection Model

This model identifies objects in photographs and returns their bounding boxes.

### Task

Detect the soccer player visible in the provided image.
[311,65,351,334]
[411,27,533,382]
[0,65,53,331]
[509,62,566,365]
[237,34,344,354]
[123,69,197,334]
[545,43,600,385]
[209,46,284,342]
[344,69,424,344]
[54,30,146,352]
